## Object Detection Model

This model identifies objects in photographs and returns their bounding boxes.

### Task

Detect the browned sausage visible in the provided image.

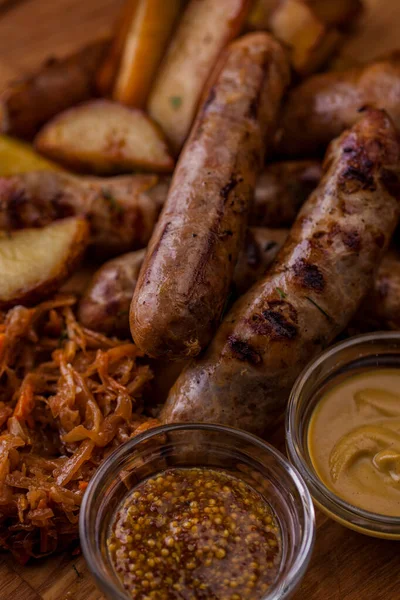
[352,250,400,332]
[78,249,146,337]
[250,160,322,227]
[78,227,287,337]
[233,227,288,295]
[161,109,400,435]
[0,171,169,257]
[276,52,400,157]
[130,33,290,359]
[0,39,109,140]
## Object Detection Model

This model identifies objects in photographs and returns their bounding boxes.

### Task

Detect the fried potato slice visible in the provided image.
[269,0,342,76]
[248,0,363,29]
[96,0,139,96]
[0,217,89,308]
[34,100,174,174]
[147,0,251,153]
[111,0,182,107]
[0,134,60,176]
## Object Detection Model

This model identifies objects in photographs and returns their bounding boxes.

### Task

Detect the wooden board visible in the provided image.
[0,0,400,598]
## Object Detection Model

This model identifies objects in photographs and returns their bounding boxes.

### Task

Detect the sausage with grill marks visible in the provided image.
[130,33,290,359]
[161,109,400,435]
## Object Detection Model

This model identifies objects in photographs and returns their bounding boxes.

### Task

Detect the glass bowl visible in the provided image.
[80,423,315,599]
[286,332,400,540]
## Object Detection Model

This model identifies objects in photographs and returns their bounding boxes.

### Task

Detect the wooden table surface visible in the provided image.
[1,0,400,599]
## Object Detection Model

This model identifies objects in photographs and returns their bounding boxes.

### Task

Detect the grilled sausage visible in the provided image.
[78,249,146,337]
[130,33,290,359]
[276,52,400,157]
[353,250,400,332]
[233,227,288,295]
[250,160,322,227]
[78,227,287,337]
[0,39,109,140]
[79,223,400,342]
[0,171,169,257]
[161,109,400,435]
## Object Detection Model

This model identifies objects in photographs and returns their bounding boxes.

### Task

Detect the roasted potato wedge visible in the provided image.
[0,217,89,308]
[0,39,109,140]
[96,0,139,96]
[0,170,169,257]
[111,0,182,107]
[0,134,60,176]
[248,0,363,30]
[269,0,341,76]
[147,0,251,153]
[34,100,175,174]
[247,0,353,75]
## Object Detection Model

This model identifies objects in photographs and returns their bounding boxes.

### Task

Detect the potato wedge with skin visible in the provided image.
[0,38,109,140]
[34,100,175,174]
[112,0,183,107]
[269,0,342,76]
[147,0,251,153]
[0,135,60,176]
[96,0,139,96]
[247,0,363,30]
[0,217,89,308]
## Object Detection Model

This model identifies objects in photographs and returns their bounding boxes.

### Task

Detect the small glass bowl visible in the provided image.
[286,332,400,540]
[80,423,315,599]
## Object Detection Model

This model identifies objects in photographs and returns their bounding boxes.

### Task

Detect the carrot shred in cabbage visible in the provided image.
[0,294,158,563]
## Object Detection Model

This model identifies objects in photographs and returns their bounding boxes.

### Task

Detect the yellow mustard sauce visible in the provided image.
[308,368,400,516]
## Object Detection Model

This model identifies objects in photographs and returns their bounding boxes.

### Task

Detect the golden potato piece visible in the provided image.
[112,0,182,107]
[269,0,341,76]
[247,0,363,30]
[0,217,89,308]
[96,0,139,96]
[0,134,60,176]
[34,100,174,174]
[147,0,251,153]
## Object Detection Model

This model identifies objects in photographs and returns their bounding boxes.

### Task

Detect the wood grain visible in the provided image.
[0,0,400,599]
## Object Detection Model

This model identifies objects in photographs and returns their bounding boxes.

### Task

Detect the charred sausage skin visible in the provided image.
[162,109,400,435]
[130,33,290,359]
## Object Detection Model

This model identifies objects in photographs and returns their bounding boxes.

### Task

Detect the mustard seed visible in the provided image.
[108,467,281,599]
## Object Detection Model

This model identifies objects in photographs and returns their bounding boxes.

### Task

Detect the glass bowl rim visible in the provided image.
[80,422,316,600]
[286,331,400,529]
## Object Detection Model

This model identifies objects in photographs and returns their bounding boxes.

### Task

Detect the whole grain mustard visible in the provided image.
[108,467,282,599]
